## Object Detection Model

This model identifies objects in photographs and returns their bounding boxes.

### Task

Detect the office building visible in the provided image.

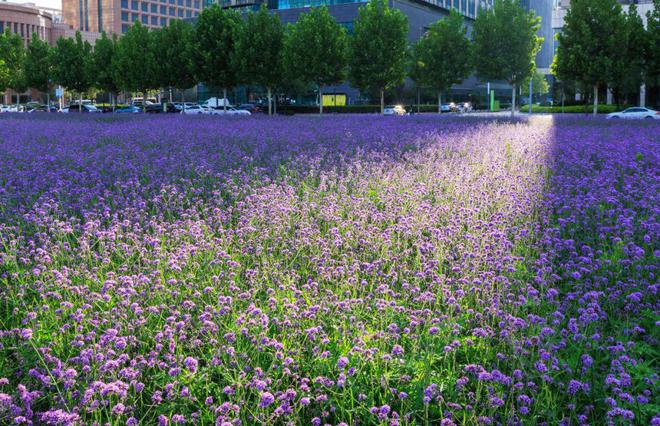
[62,0,204,34]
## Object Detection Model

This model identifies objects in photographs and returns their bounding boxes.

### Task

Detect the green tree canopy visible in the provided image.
[284,6,348,114]
[115,22,157,111]
[236,4,284,115]
[93,32,119,106]
[155,19,196,98]
[521,70,549,97]
[646,0,660,90]
[23,34,52,98]
[552,0,622,114]
[51,31,94,103]
[609,4,646,103]
[193,5,242,110]
[0,29,26,100]
[410,10,472,112]
[349,0,408,113]
[473,0,541,117]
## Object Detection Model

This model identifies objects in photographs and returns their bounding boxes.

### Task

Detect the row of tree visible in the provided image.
[1,0,545,116]
[553,0,660,114]
[7,0,656,115]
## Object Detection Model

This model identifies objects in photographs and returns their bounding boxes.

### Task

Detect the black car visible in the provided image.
[145,103,178,113]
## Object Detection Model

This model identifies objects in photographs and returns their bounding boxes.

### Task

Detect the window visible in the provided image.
[151,3,157,12]
[178,9,183,16]
[141,15,148,24]
[121,11,129,20]
[161,17,168,25]
[178,0,183,5]
[194,0,199,7]
[141,2,148,11]
[161,5,167,13]
[132,13,139,21]
[151,15,158,24]
[186,0,191,6]
[131,0,139,9]
[169,6,175,15]
[122,23,130,33]
[121,0,128,7]
[186,10,192,17]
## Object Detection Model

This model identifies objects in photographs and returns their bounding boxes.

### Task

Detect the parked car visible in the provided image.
[60,104,100,113]
[173,102,195,112]
[238,103,262,113]
[606,107,659,120]
[115,106,142,114]
[181,105,207,115]
[27,105,58,113]
[383,105,407,116]
[146,103,177,113]
[208,106,251,116]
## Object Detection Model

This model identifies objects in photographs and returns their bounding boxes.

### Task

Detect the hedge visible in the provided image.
[523,104,628,114]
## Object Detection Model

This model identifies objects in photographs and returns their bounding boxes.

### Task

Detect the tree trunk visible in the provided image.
[380,89,384,114]
[181,91,185,114]
[267,87,272,116]
[438,91,442,114]
[47,90,50,113]
[223,88,227,112]
[274,93,278,115]
[592,84,598,116]
[319,86,323,115]
[510,85,516,118]
[417,88,420,113]
[169,88,172,103]
[142,92,146,113]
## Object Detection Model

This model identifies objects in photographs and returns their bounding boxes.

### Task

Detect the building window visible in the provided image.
[121,0,128,7]
[142,2,148,11]
[194,0,199,7]
[160,5,167,13]
[132,13,139,21]
[169,6,175,15]
[131,0,139,10]
[186,0,191,6]
[122,11,129,20]
[151,3,158,12]
[141,15,148,24]
[151,15,158,24]
[178,0,183,5]
[122,23,130,33]
[169,0,175,4]
[0,23,3,33]
[161,17,168,25]
[178,9,183,16]
[186,10,192,17]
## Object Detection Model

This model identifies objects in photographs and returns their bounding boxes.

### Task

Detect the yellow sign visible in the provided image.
[322,94,346,107]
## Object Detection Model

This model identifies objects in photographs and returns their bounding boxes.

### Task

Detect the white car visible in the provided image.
[606,107,659,120]
[383,105,407,116]
[181,105,207,115]
[59,104,100,113]
[207,106,251,116]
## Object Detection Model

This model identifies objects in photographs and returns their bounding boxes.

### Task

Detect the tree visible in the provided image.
[236,4,284,116]
[349,0,408,114]
[193,5,242,112]
[521,70,549,97]
[284,6,348,114]
[609,5,645,105]
[23,34,52,105]
[410,10,472,113]
[0,29,26,104]
[155,19,196,111]
[93,32,119,111]
[52,31,94,106]
[115,22,157,112]
[552,0,622,115]
[645,0,659,94]
[473,0,541,117]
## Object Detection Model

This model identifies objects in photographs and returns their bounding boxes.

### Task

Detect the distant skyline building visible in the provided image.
[61,0,203,34]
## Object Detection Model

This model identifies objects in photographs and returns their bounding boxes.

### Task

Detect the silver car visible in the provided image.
[606,107,659,120]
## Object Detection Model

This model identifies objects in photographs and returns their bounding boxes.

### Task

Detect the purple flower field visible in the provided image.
[0,114,658,425]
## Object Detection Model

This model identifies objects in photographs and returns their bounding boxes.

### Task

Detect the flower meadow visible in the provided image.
[0,114,658,426]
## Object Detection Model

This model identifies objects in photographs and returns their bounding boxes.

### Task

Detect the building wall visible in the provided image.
[62,0,204,34]
[0,2,53,46]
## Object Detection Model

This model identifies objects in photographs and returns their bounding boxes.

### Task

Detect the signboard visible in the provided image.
[322,94,346,107]
[55,87,63,98]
